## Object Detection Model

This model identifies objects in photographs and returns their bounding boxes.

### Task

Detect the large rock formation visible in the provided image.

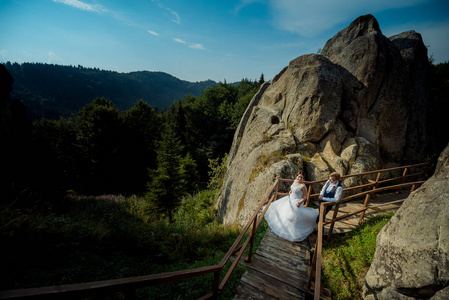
[215,15,430,226]
[363,143,449,299]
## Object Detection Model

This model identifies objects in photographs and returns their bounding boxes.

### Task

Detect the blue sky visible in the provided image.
[1,0,448,82]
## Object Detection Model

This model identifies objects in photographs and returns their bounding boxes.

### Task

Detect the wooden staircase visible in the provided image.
[234,228,317,299]
[233,191,409,299]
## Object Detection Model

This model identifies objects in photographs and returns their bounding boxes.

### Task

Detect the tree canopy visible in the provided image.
[2,76,261,202]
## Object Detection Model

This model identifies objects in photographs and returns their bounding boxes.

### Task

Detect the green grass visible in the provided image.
[0,190,268,299]
[321,211,395,299]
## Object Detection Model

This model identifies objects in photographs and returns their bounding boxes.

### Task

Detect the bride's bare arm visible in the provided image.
[296,198,305,207]
[301,185,308,201]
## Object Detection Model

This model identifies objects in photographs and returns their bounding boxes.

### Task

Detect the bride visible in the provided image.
[264,171,318,242]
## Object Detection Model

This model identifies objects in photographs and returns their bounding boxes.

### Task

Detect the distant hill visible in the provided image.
[3,62,218,119]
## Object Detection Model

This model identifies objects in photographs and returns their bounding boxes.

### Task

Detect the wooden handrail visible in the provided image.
[1,162,429,299]
[216,179,280,295]
[0,265,222,299]
[314,203,325,300]
[338,181,426,205]
[219,180,278,268]
[307,162,428,298]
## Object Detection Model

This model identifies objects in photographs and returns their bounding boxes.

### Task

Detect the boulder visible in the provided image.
[390,30,430,160]
[215,15,430,226]
[363,143,449,299]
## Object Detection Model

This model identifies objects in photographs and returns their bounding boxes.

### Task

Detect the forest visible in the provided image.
[0,60,268,297]
[3,62,217,120]
[0,60,448,298]
[3,71,263,205]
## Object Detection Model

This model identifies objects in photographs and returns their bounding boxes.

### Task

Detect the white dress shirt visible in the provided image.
[320,180,343,203]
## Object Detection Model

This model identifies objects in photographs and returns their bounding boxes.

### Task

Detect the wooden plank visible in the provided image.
[341,220,357,227]
[242,268,305,299]
[258,235,309,258]
[252,251,308,277]
[254,247,307,273]
[254,236,309,271]
[248,253,308,287]
[264,229,310,249]
[265,229,309,250]
[256,241,308,263]
[234,281,278,300]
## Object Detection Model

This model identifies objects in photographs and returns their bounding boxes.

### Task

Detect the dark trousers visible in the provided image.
[316,200,333,223]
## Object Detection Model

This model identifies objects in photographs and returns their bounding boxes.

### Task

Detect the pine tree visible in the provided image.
[146,126,198,222]
[258,73,265,85]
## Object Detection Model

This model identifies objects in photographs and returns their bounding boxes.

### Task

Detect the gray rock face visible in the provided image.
[363,144,449,299]
[215,15,430,226]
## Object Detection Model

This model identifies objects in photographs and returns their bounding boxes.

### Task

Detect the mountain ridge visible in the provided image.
[2,62,218,119]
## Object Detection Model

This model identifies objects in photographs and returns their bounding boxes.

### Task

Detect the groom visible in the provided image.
[316,172,343,223]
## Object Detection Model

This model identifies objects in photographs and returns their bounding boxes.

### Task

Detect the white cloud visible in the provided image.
[152,0,182,24]
[147,30,159,37]
[53,0,108,14]
[0,49,8,59]
[48,52,64,64]
[189,43,205,50]
[234,0,264,14]
[168,8,181,25]
[268,0,431,37]
[173,38,204,50]
[174,38,186,44]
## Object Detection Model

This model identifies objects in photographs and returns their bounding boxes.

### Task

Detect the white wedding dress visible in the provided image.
[264,182,318,242]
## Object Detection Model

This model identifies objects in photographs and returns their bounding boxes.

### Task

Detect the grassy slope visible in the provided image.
[0,190,267,299]
[321,211,394,299]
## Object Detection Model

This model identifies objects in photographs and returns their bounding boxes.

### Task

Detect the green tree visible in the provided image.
[208,153,228,190]
[164,80,260,181]
[122,100,161,192]
[74,98,123,193]
[146,126,198,222]
[165,100,188,152]
[31,117,79,195]
[258,73,265,85]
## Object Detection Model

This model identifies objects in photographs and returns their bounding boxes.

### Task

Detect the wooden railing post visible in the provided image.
[245,215,257,263]
[307,243,318,289]
[305,184,313,207]
[314,202,325,300]
[274,179,280,201]
[358,171,380,225]
[212,270,220,299]
[327,203,339,242]
[401,167,408,184]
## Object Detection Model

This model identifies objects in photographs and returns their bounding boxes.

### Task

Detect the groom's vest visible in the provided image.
[322,180,341,199]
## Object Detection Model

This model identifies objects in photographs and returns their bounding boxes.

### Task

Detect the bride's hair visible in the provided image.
[295,171,304,177]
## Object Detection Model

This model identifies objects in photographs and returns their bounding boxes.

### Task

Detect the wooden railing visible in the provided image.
[0,163,428,299]
[306,162,429,300]
[0,181,281,300]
